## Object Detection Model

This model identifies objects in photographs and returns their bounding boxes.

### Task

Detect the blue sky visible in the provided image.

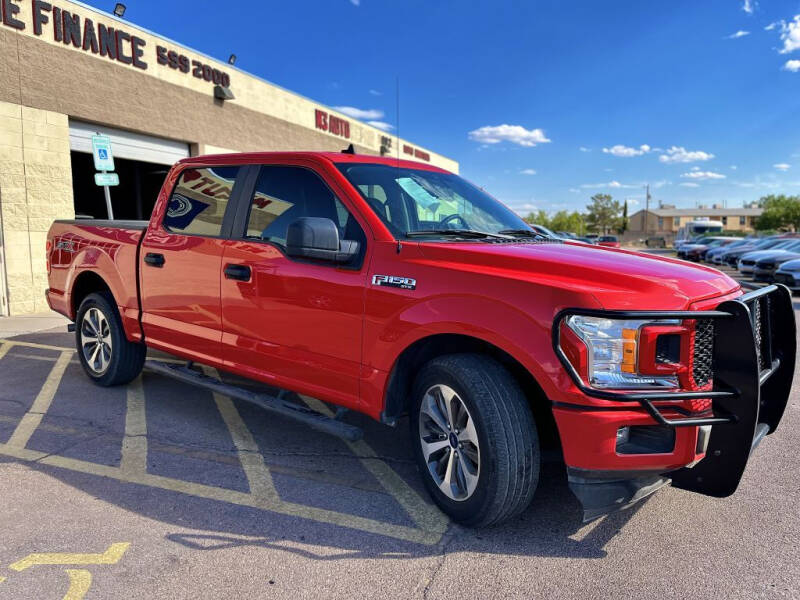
[86,0,800,216]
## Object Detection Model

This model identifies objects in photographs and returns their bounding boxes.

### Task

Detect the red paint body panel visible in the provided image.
[46,151,745,476]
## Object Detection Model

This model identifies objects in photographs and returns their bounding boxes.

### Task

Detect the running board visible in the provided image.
[144,360,363,442]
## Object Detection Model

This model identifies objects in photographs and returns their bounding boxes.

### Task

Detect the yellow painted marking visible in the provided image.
[203,366,278,500]
[63,569,92,600]
[0,576,5,583]
[120,376,148,475]
[9,542,129,571]
[0,340,75,353]
[300,395,449,535]
[0,343,11,361]
[6,351,72,449]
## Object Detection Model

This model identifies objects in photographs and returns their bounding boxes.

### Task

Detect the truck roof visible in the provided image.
[177,151,452,173]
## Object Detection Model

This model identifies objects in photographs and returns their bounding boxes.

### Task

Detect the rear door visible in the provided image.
[220,161,370,410]
[139,164,245,365]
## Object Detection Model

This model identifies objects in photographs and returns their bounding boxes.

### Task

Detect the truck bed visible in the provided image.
[46,220,147,332]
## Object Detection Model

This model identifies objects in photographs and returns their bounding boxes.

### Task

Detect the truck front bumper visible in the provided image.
[552,285,796,521]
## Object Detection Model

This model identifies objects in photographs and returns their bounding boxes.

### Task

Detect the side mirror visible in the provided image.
[286,217,359,264]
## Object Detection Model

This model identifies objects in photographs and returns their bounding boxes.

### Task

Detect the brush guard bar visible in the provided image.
[553,284,796,497]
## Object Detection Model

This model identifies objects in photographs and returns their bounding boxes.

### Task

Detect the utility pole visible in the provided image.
[644,184,651,235]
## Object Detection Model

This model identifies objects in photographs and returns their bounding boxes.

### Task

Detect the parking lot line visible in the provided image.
[6,351,72,449]
[120,376,148,475]
[300,395,449,535]
[9,542,130,571]
[202,366,279,501]
[0,343,11,362]
[63,570,92,600]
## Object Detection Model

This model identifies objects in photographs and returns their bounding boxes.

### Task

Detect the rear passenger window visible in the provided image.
[245,166,364,249]
[163,166,240,236]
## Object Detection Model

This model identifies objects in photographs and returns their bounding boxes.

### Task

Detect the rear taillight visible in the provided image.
[45,238,52,274]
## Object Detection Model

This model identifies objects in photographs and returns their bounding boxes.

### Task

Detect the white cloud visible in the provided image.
[774,163,791,171]
[681,170,726,180]
[368,89,382,96]
[350,0,360,5]
[690,165,700,171]
[779,16,800,54]
[783,59,800,71]
[367,120,394,131]
[680,182,700,188]
[742,0,755,14]
[659,146,715,163]
[727,30,750,39]
[731,165,738,170]
[334,106,384,120]
[579,146,591,152]
[765,21,780,31]
[602,144,651,157]
[468,124,551,147]
[580,180,637,189]
[627,198,640,206]
[520,168,537,175]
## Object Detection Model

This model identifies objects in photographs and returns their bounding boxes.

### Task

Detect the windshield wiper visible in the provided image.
[497,229,547,239]
[405,229,513,240]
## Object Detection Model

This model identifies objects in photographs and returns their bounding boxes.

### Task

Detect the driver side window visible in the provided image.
[244,165,366,251]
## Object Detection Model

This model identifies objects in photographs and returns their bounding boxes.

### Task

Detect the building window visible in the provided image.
[740,216,746,226]
[658,217,664,230]
[675,217,680,225]
[722,216,728,226]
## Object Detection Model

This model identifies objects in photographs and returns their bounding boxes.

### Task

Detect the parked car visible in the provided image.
[773,259,800,291]
[681,237,739,262]
[707,238,753,265]
[676,236,718,259]
[528,224,561,239]
[722,236,797,268]
[45,151,795,527]
[753,251,800,282]
[556,231,577,239]
[738,240,800,276]
[596,235,620,248]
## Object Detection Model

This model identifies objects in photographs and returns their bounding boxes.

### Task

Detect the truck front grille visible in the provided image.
[692,319,714,388]
[750,295,771,371]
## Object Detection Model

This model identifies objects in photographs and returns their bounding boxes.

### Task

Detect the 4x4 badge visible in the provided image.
[372,274,417,290]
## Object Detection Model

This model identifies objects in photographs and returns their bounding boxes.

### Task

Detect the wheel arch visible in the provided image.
[381,333,560,448]
[70,271,113,318]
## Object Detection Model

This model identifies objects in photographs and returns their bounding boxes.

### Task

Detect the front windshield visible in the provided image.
[337,163,532,239]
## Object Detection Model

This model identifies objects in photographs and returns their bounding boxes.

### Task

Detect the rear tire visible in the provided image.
[75,292,146,386]
[410,354,539,527]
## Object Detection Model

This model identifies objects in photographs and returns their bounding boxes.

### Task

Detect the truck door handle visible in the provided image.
[224,264,251,281]
[144,253,165,267]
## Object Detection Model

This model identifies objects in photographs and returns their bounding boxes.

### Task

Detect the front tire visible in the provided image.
[75,292,146,386]
[411,354,539,527]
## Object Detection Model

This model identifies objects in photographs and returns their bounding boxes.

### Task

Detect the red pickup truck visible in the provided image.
[46,152,796,526]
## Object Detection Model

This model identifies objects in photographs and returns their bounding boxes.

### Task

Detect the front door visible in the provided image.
[139,164,243,365]
[220,163,370,410]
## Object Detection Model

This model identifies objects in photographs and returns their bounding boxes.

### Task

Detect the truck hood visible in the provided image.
[418,240,739,310]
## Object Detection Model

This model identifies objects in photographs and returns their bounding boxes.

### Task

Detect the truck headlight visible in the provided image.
[560,315,681,390]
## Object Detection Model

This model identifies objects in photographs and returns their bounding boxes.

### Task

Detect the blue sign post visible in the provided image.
[92,134,116,219]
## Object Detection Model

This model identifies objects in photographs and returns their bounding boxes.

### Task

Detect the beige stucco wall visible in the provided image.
[0,101,74,315]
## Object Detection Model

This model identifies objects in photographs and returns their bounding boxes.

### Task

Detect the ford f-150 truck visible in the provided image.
[46,152,796,526]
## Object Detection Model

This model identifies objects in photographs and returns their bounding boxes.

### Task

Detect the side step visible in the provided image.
[145,360,363,442]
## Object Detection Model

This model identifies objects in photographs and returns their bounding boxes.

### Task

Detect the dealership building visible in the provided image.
[0,0,458,316]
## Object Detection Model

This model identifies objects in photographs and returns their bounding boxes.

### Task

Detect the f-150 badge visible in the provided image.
[372,274,417,290]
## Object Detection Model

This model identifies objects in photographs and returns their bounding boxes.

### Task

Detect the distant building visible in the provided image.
[628,205,763,236]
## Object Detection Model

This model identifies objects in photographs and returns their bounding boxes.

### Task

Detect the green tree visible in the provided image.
[621,200,629,233]
[523,209,551,228]
[549,210,586,234]
[755,195,800,231]
[585,194,622,234]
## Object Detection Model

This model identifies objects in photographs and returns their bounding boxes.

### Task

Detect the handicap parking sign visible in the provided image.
[91,135,115,171]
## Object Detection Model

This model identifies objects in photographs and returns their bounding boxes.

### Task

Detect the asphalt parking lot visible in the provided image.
[0,270,799,598]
